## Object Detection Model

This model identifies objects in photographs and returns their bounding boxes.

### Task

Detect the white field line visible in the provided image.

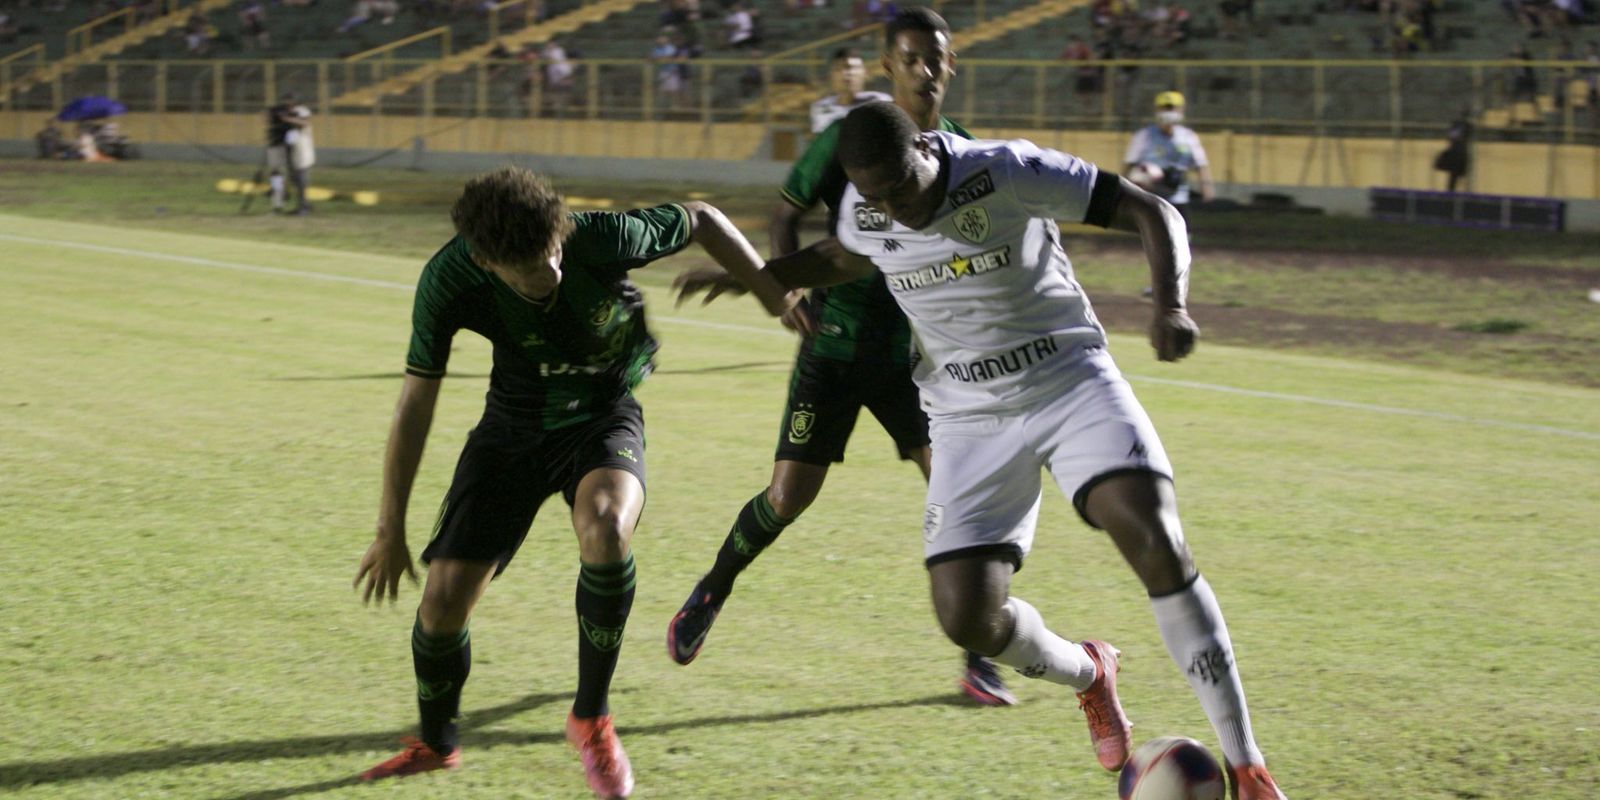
[6,231,1599,443]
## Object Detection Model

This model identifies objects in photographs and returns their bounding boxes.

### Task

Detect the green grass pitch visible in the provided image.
[1,210,1597,799]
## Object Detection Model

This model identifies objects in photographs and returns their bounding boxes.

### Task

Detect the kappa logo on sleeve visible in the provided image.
[853,202,891,232]
[948,170,994,208]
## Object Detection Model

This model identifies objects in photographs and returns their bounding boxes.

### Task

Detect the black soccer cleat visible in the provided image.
[666,578,726,666]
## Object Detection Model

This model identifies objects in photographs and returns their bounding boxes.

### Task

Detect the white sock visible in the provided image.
[992,597,1097,690]
[1150,575,1265,767]
[269,174,285,207]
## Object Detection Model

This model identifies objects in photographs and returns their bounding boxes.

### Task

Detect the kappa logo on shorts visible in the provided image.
[615,447,637,463]
[854,202,891,232]
[948,170,994,208]
[923,503,945,543]
[788,406,816,444]
[953,206,990,244]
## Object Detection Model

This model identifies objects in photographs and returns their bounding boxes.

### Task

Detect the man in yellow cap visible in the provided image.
[1123,90,1213,221]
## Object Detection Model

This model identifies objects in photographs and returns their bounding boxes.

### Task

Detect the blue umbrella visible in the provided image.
[57,96,128,122]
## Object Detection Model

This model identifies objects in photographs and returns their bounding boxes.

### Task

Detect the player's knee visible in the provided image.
[575,514,633,563]
[418,589,471,635]
[934,603,1008,655]
[1108,518,1195,595]
[765,480,818,520]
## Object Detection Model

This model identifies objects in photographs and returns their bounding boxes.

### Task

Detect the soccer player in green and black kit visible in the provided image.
[353,168,787,799]
[665,7,1015,707]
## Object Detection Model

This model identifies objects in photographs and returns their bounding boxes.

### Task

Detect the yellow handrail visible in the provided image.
[65,7,138,56]
[344,25,453,63]
[0,42,46,67]
[486,0,541,44]
[765,23,883,63]
[0,42,46,108]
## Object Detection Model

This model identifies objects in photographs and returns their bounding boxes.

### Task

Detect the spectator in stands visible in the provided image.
[852,0,897,28]
[809,47,889,133]
[1124,90,1213,218]
[1433,111,1471,192]
[184,11,215,55]
[1061,33,1102,103]
[541,39,577,115]
[651,28,690,112]
[238,0,270,50]
[660,0,704,55]
[337,0,373,33]
[724,0,760,50]
[0,9,16,44]
[1509,41,1539,106]
[1584,41,1599,126]
[35,119,67,160]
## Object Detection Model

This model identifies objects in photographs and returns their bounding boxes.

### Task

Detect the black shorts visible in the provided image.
[774,349,929,466]
[421,396,647,574]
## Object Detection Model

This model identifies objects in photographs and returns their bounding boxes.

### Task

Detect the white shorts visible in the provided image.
[921,349,1173,568]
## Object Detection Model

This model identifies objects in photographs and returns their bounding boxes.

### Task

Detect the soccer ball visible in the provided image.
[1128,162,1165,192]
[1118,736,1225,800]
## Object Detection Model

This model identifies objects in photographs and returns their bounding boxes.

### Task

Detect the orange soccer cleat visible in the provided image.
[567,712,634,799]
[358,737,462,781]
[1229,760,1288,800]
[1075,639,1133,771]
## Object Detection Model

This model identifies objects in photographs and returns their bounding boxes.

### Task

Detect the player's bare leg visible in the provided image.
[1084,472,1286,798]
[903,448,1016,706]
[361,558,495,781]
[927,555,1123,767]
[568,467,643,800]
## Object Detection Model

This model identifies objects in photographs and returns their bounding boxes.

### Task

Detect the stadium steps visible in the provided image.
[747,0,1092,122]
[12,0,232,93]
[329,0,651,108]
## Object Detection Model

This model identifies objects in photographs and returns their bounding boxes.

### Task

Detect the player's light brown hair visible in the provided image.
[450,167,574,273]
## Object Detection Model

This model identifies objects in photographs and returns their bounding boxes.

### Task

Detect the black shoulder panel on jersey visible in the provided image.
[1084,169,1121,229]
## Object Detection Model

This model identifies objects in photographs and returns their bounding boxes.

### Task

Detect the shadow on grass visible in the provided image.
[0,691,972,798]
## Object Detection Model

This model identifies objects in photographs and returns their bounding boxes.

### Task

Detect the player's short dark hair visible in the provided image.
[837,101,920,172]
[450,167,574,272]
[883,7,950,50]
[831,46,860,64]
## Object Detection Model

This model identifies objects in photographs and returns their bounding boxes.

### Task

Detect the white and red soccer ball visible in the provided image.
[1118,736,1225,800]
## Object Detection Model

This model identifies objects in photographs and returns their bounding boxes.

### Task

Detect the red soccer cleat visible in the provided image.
[1229,760,1288,800]
[567,712,634,799]
[358,737,462,781]
[1076,639,1133,771]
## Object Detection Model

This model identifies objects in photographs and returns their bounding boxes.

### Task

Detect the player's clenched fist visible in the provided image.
[1150,309,1199,362]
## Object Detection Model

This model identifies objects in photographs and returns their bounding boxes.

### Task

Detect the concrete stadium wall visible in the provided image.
[5,110,1599,229]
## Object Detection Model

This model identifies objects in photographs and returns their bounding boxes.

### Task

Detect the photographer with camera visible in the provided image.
[1123,90,1212,222]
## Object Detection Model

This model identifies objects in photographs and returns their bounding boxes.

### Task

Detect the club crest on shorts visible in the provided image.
[923,503,945,543]
[953,206,990,244]
[854,202,890,232]
[788,406,815,444]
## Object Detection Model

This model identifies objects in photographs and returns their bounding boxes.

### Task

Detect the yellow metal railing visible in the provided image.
[345,26,453,64]
[0,43,46,110]
[486,0,541,45]
[64,0,190,57]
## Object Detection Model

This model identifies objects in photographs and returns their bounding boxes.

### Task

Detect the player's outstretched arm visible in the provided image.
[768,200,817,336]
[354,373,439,605]
[1110,179,1199,362]
[681,200,794,316]
[764,237,876,290]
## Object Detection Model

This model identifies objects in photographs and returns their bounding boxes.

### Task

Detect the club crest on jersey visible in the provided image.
[948,170,994,208]
[590,303,616,328]
[853,202,890,232]
[885,246,1011,292]
[953,206,990,244]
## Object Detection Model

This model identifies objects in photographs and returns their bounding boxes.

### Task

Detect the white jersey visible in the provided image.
[809,90,891,134]
[837,132,1112,416]
[1123,124,1207,205]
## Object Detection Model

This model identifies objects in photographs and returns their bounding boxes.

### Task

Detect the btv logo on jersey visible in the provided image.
[853,202,890,232]
[886,246,1012,292]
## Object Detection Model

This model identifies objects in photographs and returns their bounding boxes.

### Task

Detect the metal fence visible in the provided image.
[6,56,1600,145]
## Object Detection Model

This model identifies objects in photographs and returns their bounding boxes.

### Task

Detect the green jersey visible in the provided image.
[406,204,692,429]
[779,115,973,363]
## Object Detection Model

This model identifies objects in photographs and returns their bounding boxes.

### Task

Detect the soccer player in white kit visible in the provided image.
[675,102,1287,800]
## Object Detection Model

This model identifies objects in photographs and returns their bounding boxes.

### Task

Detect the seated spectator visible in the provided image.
[338,0,373,33]
[541,40,576,114]
[1060,33,1102,100]
[651,28,689,111]
[724,0,760,49]
[238,0,269,50]
[35,119,67,159]
[184,11,215,55]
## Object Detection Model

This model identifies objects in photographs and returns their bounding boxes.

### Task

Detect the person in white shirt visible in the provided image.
[675,101,1287,800]
[808,47,891,133]
[1124,90,1213,218]
[723,0,758,49]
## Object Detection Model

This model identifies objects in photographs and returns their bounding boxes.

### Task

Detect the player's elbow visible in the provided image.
[681,200,721,237]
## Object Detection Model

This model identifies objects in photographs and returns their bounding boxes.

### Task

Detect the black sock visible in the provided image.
[702,491,795,597]
[412,617,470,754]
[573,554,636,719]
